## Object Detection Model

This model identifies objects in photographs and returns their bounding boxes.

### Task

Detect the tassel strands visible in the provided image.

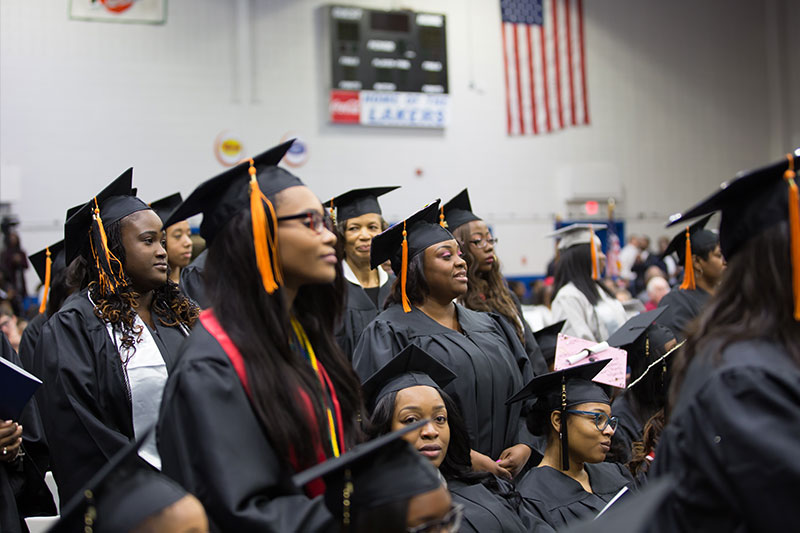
[38,247,52,314]
[401,220,411,312]
[785,153,800,320]
[589,225,599,280]
[679,226,696,290]
[90,198,126,296]
[439,205,447,228]
[249,159,283,294]
[560,376,570,470]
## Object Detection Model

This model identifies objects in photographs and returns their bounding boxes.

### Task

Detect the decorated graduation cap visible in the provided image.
[29,240,65,314]
[326,186,399,224]
[533,320,566,366]
[370,200,454,312]
[149,192,183,226]
[162,139,298,295]
[293,420,443,528]
[64,168,150,296]
[507,359,610,470]
[661,214,718,291]
[442,188,482,231]
[548,223,607,280]
[667,151,800,318]
[52,427,190,533]
[361,344,457,412]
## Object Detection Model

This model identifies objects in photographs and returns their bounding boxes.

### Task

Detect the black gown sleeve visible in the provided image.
[352,319,407,380]
[157,346,335,532]
[509,291,548,375]
[17,313,45,372]
[179,250,208,309]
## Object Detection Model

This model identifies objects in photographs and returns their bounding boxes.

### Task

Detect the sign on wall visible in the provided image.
[69,0,167,24]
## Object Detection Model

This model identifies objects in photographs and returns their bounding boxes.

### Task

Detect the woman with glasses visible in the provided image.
[508,360,634,529]
[443,189,548,376]
[157,141,364,532]
[353,201,536,482]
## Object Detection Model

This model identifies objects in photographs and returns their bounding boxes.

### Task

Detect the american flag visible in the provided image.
[605,222,622,279]
[500,0,590,136]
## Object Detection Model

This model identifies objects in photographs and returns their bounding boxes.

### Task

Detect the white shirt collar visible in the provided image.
[342,259,389,287]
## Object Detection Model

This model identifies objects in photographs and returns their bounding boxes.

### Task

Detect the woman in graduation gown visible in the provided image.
[511,361,635,529]
[549,224,628,342]
[655,214,725,340]
[149,193,194,286]
[443,189,548,375]
[363,344,554,533]
[34,169,198,503]
[328,186,398,360]
[353,200,535,479]
[157,140,364,532]
[650,154,800,531]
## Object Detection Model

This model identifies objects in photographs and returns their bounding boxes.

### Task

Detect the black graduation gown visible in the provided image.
[510,291,549,376]
[654,288,710,341]
[335,274,394,361]
[34,290,186,503]
[17,313,46,373]
[650,340,800,532]
[608,392,646,465]
[448,477,554,533]
[517,463,634,529]
[0,334,56,533]
[353,304,534,459]
[180,249,208,308]
[157,322,335,532]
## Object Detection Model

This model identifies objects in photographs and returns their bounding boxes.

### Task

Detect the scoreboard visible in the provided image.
[326,5,450,128]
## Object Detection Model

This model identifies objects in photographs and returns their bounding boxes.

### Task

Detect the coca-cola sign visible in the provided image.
[329,90,361,124]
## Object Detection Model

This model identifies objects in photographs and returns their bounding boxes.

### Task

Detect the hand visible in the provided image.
[470,449,511,480]
[0,420,22,462]
[497,444,532,478]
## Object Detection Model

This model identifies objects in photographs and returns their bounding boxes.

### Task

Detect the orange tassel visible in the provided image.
[38,247,52,314]
[329,198,336,225]
[785,154,800,320]
[249,160,281,294]
[679,226,696,290]
[401,221,411,313]
[91,198,126,295]
[439,206,447,228]
[589,226,598,280]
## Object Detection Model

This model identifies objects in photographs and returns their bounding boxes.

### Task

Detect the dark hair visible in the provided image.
[451,225,523,342]
[628,408,665,478]
[691,234,719,262]
[351,499,408,533]
[367,387,521,511]
[553,244,614,306]
[385,253,429,309]
[205,205,364,467]
[82,216,198,352]
[670,221,800,407]
[45,257,85,317]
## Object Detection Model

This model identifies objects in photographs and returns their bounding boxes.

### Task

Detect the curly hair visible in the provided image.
[84,216,198,353]
[451,224,523,342]
[628,408,665,478]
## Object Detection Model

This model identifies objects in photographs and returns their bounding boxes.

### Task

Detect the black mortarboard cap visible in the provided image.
[149,193,183,226]
[293,421,443,525]
[162,140,297,243]
[29,241,65,285]
[533,320,566,365]
[327,186,400,223]
[442,188,482,231]
[52,427,189,533]
[361,344,457,412]
[607,307,670,349]
[661,214,717,263]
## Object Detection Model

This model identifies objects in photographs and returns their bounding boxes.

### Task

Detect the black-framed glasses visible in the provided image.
[407,503,463,533]
[565,410,618,432]
[468,237,498,249]
[276,211,334,234]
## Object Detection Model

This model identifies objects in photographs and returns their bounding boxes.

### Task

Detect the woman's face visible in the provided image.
[406,485,453,531]
[422,239,468,302]
[275,186,338,290]
[561,402,614,464]
[120,210,169,292]
[695,244,726,285]
[343,213,382,265]
[165,220,193,270]
[465,220,496,274]
[392,385,450,468]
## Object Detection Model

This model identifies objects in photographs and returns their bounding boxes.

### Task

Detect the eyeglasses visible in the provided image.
[407,503,463,533]
[565,410,618,432]
[276,211,334,234]
[468,237,498,249]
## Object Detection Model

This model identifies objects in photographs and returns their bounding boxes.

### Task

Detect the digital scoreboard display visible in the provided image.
[326,5,449,128]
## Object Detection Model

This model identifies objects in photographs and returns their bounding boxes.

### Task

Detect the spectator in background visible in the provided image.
[618,235,642,284]
[657,235,678,284]
[522,279,554,331]
[0,304,22,351]
[0,230,28,315]
[644,276,670,311]
[630,236,668,295]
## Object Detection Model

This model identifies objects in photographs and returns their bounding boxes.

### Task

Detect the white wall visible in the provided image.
[0,0,794,290]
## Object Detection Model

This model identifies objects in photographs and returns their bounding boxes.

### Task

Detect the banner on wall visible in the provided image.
[330,90,449,129]
[69,0,166,24]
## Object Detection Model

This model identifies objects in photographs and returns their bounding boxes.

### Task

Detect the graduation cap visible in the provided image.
[29,240,65,314]
[370,200,454,312]
[162,139,298,295]
[507,359,611,470]
[661,214,717,291]
[607,307,669,349]
[361,344,457,412]
[326,186,399,224]
[441,188,482,231]
[148,192,183,226]
[548,223,607,280]
[533,320,566,366]
[668,152,800,318]
[293,420,443,528]
[64,168,150,296]
[52,427,190,533]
